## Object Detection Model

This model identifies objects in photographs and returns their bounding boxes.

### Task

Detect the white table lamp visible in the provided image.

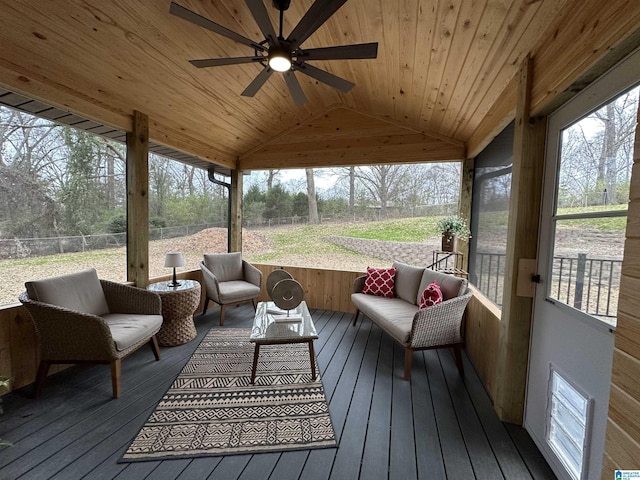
[164,252,185,287]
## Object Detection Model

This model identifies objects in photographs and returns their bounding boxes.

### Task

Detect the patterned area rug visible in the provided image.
[121,328,336,462]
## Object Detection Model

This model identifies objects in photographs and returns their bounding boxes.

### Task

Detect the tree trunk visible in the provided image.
[306,168,319,224]
[349,166,355,213]
[603,103,618,204]
[107,154,115,208]
[267,170,279,190]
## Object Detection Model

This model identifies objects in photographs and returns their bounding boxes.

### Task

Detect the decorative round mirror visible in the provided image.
[271,278,304,311]
[266,269,293,299]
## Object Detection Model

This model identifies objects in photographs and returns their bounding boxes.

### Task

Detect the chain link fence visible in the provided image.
[0,223,223,259]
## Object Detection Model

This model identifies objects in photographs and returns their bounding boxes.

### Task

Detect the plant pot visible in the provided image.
[441,232,458,252]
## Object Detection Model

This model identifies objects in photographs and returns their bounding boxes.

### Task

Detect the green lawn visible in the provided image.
[248,217,441,262]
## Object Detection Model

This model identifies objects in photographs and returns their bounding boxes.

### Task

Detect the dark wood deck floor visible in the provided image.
[0,305,556,480]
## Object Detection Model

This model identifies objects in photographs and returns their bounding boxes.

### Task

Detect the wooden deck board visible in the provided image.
[438,349,505,479]
[330,326,381,479]
[390,343,418,480]
[0,303,555,479]
[425,349,477,478]
[359,326,394,480]
[411,350,447,479]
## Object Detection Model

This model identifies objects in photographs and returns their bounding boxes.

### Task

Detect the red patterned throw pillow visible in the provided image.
[362,267,397,298]
[419,281,443,309]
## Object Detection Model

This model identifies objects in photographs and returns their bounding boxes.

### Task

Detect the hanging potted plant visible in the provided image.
[436,215,471,252]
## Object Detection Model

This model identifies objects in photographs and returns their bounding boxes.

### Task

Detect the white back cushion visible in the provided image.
[203,252,243,281]
[416,269,467,303]
[25,268,109,316]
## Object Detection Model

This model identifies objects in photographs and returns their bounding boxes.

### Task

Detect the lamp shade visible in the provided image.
[164,252,185,268]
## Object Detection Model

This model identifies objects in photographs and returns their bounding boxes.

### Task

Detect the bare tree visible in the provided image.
[354,165,411,218]
[305,168,319,224]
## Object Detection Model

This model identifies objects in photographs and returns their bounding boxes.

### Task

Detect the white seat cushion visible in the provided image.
[218,280,261,304]
[352,293,417,344]
[102,313,163,351]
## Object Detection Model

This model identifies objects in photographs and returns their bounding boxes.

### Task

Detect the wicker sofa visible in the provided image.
[351,261,472,380]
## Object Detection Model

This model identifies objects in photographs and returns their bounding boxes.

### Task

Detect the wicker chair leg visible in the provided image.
[404,348,413,381]
[252,298,258,311]
[220,304,226,326]
[352,309,360,326]
[111,359,122,399]
[150,335,161,361]
[453,344,464,376]
[33,360,50,397]
[202,296,210,315]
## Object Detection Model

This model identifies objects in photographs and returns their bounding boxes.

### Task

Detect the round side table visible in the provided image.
[148,279,201,346]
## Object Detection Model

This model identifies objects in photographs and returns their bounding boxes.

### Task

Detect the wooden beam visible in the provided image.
[230,167,242,253]
[240,139,465,170]
[494,55,547,424]
[148,120,236,170]
[0,61,132,132]
[239,107,465,170]
[458,157,474,272]
[126,110,149,288]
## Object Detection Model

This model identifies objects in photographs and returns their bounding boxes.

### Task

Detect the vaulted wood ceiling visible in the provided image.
[0,0,571,171]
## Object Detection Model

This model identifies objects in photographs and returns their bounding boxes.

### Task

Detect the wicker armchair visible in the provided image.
[200,252,262,326]
[19,268,163,399]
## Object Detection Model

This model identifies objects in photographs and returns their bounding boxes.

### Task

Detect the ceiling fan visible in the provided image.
[169,0,378,105]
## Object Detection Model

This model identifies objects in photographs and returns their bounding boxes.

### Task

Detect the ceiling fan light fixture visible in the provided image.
[268,46,292,72]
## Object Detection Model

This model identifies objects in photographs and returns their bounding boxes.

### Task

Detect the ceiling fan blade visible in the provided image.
[241,67,274,97]
[170,2,266,52]
[299,42,379,61]
[287,0,348,50]
[295,63,354,93]
[245,0,278,46]
[189,57,263,68]
[284,71,307,105]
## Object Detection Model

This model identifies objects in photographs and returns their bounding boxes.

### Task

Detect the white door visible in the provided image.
[525,49,640,480]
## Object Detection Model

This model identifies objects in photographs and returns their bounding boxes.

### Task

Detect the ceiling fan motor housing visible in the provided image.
[273,0,291,11]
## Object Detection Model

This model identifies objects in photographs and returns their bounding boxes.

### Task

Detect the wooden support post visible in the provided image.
[230,167,243,253]
[126,110,150,288]
[494,55,547,424]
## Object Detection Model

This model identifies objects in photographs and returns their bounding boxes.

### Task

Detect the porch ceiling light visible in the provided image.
[268,46,292,72]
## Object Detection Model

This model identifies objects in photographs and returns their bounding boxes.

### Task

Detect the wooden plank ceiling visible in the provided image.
[0,0,568,171]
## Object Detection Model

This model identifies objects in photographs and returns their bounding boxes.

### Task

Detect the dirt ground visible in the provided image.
[0,228,384,305]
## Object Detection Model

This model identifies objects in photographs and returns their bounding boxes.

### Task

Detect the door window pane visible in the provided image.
[550,219,624,325]
[549,86,639,326]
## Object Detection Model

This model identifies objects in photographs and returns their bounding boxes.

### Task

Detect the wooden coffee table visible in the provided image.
[249,301,318,384]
